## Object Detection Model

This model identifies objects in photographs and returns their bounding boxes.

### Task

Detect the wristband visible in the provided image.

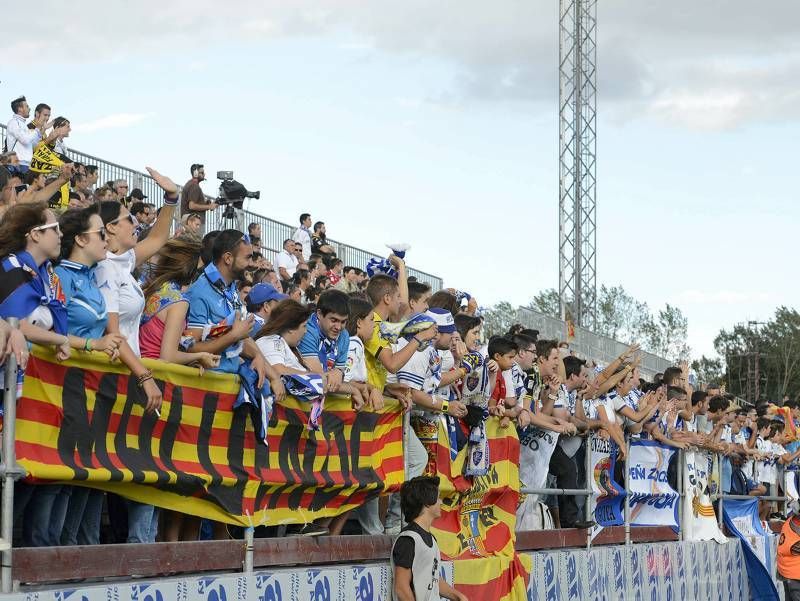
[83,338,92,352]
[163,192,179,206]
[441,400,450,414]
[137,369,154,387]
[413,336,424,349]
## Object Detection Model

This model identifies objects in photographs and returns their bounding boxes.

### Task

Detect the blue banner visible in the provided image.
[591,437,626,527]
[628,439,680,529]
[722,498,779,600]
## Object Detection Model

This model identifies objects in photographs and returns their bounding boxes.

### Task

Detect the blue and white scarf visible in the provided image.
[281,373,326,431]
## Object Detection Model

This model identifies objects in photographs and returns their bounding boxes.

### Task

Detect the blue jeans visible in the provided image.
[61,487,103,545]
[354,498,383,535]
[17,484,62,546]
[126,500,159,543]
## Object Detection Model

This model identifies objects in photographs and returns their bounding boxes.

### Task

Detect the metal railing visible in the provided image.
[515,306,672,379]
[0,124,444,290]
[520,433,790,551]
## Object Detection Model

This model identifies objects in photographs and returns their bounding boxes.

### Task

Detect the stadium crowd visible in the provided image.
[0,93,797,551]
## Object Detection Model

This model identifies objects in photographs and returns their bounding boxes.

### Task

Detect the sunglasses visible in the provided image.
[108,212,139,227]
[27,222,61,237]
[14,184,27,194]
[83,227,107,241]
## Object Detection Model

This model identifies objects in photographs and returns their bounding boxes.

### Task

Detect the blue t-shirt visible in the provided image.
[185,265,244,374]
[55,260,109,339]
[297,312,349,372]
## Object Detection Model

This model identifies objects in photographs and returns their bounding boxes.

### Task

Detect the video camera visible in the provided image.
[216,170,260,219]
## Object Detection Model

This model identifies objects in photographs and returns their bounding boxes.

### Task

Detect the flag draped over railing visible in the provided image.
[15,346,404,526]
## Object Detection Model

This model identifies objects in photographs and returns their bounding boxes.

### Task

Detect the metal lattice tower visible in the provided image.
[558,0,597,328]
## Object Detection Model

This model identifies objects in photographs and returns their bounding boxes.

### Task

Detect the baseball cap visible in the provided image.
[425,308,455,333]
[248,283,287,305]
[129,188,147,200]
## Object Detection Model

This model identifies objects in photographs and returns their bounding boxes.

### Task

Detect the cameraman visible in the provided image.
[181,163,217,233]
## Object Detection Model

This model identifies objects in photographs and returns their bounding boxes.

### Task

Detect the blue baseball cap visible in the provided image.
[247,283,287,305]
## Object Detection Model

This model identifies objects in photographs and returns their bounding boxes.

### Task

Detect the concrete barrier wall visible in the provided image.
[3,539,774,601]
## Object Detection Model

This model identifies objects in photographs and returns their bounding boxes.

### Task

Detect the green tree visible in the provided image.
[528,288,560,319]
[481,301,517,338]
[691,355,724,386]
[596,284,653,344]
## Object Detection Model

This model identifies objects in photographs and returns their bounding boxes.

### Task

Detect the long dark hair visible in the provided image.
[0,202,49,257]
[256,300,312,339]
[58,205,100,261]
[346,296,373,336]
[142,238,202,300]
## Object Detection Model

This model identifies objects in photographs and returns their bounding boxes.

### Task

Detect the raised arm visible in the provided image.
[133,167,178,267]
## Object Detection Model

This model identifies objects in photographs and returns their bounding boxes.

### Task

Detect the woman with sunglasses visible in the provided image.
[90,168,177,544]
[53,205,154,547]
[0,203,123,548]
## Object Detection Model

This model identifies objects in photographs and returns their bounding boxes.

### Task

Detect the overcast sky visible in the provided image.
[3,0,798,358]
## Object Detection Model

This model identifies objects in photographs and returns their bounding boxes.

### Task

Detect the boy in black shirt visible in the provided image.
[391,476,468,601]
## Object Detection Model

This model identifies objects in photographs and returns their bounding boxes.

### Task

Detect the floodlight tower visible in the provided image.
[558,0,597,328]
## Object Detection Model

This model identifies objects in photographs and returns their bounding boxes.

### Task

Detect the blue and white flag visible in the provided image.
[281,373,325,431]
[628,439,680,529]
[722,498,779,600]
[590,436,626,526]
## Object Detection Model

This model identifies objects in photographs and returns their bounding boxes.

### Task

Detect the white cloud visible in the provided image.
[74,113,154,133]
[5,1,800,130]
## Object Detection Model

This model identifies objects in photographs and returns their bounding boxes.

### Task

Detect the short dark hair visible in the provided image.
[317,289,349,317]
[366,274,399,307]
[488,336,517,359]
[300,213,311,224]
[708,395,729,413]
[427,290,459,316]
[511,333,536,354]
[34,102,50,114]
[784,399,798,410]
[292,269,310,285]
[400,476,440,523]
[211,229,247,262]
[85,165,98,175]
[535,339,558,361]
[453,313,482,341]
[667,386,686,401]
[756,416,771,431]
[313,221,324,233]
[190,163,203,176]
[408,281,432,303]
[248,222,259,233]
[691,390,708,407]
[10,96,26,114]
[564,355,587,379]
[52,116,69,128]
[129,202,148,216]
[662,367,682,386]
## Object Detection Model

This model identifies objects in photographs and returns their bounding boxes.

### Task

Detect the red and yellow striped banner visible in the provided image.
[15,346,404,526]
[429,419,532,600]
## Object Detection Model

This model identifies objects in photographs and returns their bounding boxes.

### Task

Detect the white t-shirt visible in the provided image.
[274,250,299,278]
[292,227,312,261]
[95,249,145,355]
[397,344,442,394]
[436,349,457,400]
[592,393,627,425]
[755,436,770,483]
[257,334,305,371]
[344,337,367,383]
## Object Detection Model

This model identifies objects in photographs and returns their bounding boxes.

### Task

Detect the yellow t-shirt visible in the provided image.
[364,312,389,391]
